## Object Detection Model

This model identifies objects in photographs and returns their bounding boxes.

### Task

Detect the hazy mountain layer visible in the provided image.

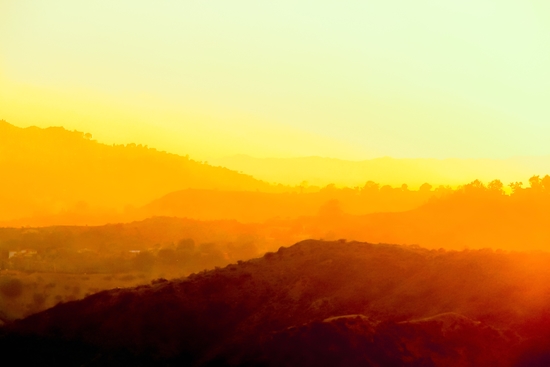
[0,121,274,222]
[142,181,550,251]
[212,154,550,188]
[139,186,435,222]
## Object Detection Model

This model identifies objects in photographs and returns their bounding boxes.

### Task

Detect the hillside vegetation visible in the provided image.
[0,217,288,320]
[3,240,550,366]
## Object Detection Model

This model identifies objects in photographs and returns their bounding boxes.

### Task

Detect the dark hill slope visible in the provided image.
[3,240,550,365]
[0,121,273,222]
[259,313,513,367]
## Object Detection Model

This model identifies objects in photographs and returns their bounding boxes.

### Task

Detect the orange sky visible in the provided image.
[2,1,550,162]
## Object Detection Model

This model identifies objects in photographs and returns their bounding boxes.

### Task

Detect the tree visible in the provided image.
[529,175,542,191]
[464,179,485,191]
[419,183,432,192]
[542,175,550,192]
[508,181,523,195]
[487,180,504,195]
[362,181,380,193]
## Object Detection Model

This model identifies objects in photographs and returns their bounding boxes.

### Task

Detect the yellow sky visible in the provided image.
[2,1,550,160]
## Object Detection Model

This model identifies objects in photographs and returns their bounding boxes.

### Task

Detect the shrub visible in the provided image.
[0,278,24,298]
[33,293,46,307]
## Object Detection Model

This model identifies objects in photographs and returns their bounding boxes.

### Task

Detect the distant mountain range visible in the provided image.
[3,239,550,366]
[138,186,434,223]
[211,154,550,187]
[0,121,275,222]
[3,120,550,228]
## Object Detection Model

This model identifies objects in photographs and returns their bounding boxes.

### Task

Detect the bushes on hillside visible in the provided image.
[0,278,23,298]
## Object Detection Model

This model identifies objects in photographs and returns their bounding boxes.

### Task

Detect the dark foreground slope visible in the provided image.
[2,240,550,366]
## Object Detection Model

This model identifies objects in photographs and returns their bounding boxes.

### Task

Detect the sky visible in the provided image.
[1,0,550,160]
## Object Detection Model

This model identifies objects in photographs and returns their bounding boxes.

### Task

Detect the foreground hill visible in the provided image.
[0,216,290,321]
[0,121,273,222]
[3,240,550,366]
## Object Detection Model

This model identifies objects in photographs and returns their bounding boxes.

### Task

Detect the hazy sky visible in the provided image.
[2,1,550,160]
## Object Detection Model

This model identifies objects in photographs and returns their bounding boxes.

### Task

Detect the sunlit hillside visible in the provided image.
[0,121,277,222]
